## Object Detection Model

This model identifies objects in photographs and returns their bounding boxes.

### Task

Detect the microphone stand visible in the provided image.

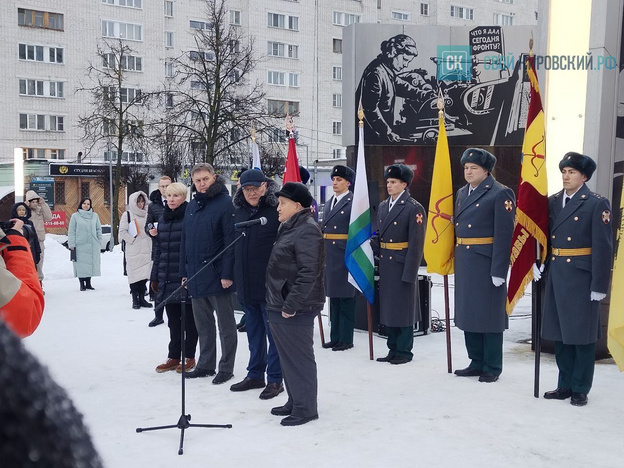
[136,230,248,455]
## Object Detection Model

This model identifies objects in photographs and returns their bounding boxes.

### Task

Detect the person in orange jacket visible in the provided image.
[0,219,44,338]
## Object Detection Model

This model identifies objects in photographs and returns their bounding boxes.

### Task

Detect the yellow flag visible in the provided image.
[608,179,624,371]
[424,110,454,275]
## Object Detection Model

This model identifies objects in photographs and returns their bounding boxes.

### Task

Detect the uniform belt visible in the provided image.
[551,247,592,256]
[455,237,494,245]
[323,234,348,240]
[380,242,409,250]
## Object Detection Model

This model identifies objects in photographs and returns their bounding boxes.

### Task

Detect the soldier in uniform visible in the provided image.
[321,165,357,351]
[375,164,426,365]
[540,152,612,407]
[454,148,515,383]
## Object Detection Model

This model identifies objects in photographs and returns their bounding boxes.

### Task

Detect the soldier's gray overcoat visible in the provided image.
[541,184,613,345]
[377,190,426,328]
[322,194,357,298]
[454,175,515,333]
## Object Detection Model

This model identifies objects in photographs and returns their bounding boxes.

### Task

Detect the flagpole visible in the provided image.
[533,240,542,398]
[367,302,374,360]
[443,275,453,373]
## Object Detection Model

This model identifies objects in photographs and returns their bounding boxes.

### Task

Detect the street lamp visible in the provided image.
[14,148,24,202]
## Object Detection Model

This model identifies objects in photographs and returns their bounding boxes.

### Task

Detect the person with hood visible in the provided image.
[180,163,237,385]
[10,202,40,267]
[68,198,102,291]
[152,182,198,374]
[146,176,172,327]
[265,182,325,426]
[25,190,52,285]
[119,191,153,309]
[229,169,284,400]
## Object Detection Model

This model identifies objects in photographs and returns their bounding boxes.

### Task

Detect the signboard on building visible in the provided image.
[28,177,55,209]
[49,164,109,177]
[44,211,66,229]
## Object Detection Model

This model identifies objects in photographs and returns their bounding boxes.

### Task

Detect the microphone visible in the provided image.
[234,217,267,229]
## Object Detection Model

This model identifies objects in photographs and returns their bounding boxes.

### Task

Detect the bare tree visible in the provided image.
[159,0,275,170]
[76,39,153,243]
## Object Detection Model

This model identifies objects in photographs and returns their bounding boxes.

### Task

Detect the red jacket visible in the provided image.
[0,230,44,337]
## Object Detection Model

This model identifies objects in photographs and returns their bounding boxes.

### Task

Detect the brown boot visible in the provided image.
[176,358,196,374]
[155,359,180,373]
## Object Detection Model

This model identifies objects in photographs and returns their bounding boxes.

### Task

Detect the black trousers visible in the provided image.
[166,302,199,360]
[329,297,356,345]
[464,331,503,376]
[555,341,595,394]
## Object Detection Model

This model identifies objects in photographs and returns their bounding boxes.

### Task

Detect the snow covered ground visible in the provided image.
[22,236,624,467]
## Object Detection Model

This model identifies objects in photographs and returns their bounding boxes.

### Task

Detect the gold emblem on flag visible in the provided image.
[602,210,611,224]
[504,200,513,212]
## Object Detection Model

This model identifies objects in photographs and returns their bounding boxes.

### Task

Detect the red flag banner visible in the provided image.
[283,136,301,183]
[506,55,548,315]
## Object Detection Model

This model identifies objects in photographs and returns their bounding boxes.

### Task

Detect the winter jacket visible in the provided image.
[146,189,166,261]
[0,227,44,337]
[233,180,280,305]
[150,201,187,303]
[68,209,102,278]
[266,208,326,315]
[180,176,236,298]
[25,190,53,245]
[10,203,41,266]
[118,191,152,284]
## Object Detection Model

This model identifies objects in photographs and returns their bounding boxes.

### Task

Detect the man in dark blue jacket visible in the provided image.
[180,163,237,385]
[229,170,284,399]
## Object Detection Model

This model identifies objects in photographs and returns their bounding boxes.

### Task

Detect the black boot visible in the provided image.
[138,281,152,308]
[79,278,86,291]
[132,291,141,309]
[85,277,95,290]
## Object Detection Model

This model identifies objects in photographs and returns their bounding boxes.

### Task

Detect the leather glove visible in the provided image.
[151,281,159,293]
[591,291,606,301]
[491,276,505,287]
[533,263,545,282]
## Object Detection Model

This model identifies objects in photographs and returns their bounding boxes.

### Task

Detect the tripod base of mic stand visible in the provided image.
[136,415,232,455]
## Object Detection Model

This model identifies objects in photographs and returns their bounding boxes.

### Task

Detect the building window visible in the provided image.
[18,9,64,31]
[102,0,142,7]
[55,181,66,204]
[189,20,212,30]
[332,148,345,159]
[420,3,429,16]
[332,11,360,27]
[267,13,299,31]
[49,149,65,160]
[81,182,90,200]
[230,10,241,25]
[268,71,285,86]
[267,99,299,116]
[165,31,174,47]
[165,61,174,77]
[18,44,64,64]
[165,93,174,108]
[101,20,143,40]
[102,53,143,71]
[267,41,299,59]
[333,39,343,54]
[20,80,64,98]
[289,73,299,87]
[497,0,514,3]
[20,114,64,132]
[332,121,342,135]
[104,151,144,163]
[392,11,410,21]
[332,66,342,81]
[120,87,142,103]
[332,93,342,108]
[450,5,474,20]
[493,13,514,25]
[164,0,173,17]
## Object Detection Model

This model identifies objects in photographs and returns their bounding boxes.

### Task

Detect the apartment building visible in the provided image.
[0,0,538,171]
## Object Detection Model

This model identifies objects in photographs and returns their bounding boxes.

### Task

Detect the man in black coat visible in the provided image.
[453,148,515,383]
[146,176,171,327]
[180,164,237,385]
[229,170,284,400]
[541,152,613,407]
[375,164,426,365]
[321,165,357,351]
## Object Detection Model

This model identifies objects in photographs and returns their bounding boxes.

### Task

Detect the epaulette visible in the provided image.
[591,192,604,200]
[408,197,418,206]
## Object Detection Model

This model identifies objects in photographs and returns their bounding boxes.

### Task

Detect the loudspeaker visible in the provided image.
[354,275,432,337]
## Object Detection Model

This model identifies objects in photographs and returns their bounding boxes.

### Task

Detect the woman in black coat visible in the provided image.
[10,202,41,267]
[151,183,199,374]
[265,182,325,427]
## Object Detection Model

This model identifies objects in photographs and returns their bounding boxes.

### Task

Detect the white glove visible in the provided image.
[591,292,606,301]
[492,276,505,287]
[533,263,545,282]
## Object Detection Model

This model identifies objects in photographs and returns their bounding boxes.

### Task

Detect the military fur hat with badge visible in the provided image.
[460,148,497,172]
[384,164,414,184]
[331,165,355,186]
[558,152,596,180]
